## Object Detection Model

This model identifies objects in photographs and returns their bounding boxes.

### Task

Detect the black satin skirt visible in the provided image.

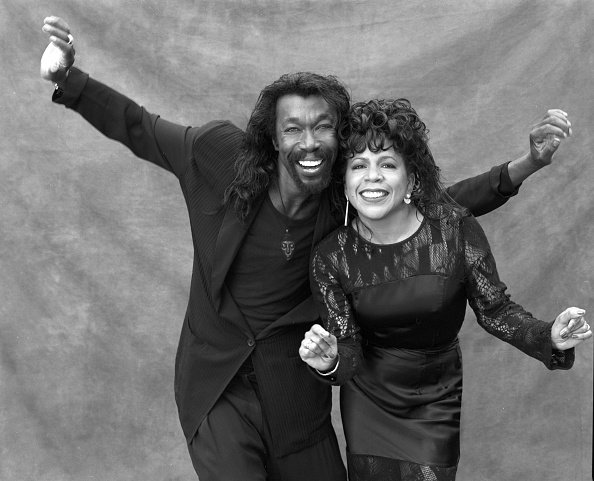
[340,339,463,468]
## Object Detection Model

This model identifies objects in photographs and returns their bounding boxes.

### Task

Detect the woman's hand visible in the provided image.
[507,109,573,187]
[529,109,572,167]
[299,324,338,373]
[40,16,76,84]
[551,307,592,350]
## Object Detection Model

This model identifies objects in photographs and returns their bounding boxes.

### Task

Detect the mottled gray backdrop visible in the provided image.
[1,0,592,479]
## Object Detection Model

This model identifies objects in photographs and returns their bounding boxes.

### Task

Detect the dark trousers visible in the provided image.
[188,372,346,481]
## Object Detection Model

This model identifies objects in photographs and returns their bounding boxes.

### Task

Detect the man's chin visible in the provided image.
[296,171,333,195]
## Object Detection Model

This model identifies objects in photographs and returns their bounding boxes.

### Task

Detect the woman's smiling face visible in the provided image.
[345,143,414,225]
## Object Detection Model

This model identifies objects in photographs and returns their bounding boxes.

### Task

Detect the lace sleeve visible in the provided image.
[462,215,574,370]
[310,241,363,385]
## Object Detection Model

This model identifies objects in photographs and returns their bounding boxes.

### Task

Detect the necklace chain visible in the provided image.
[277,183,289,217]
[275,184,295,261]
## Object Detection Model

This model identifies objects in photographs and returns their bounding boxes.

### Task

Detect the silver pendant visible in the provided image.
[281,229,295,260]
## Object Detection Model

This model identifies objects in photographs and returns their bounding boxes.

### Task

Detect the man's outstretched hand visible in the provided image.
[40,16,75,85]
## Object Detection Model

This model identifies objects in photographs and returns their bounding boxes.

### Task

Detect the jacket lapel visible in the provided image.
[311,191,338,251]
[211,196,265,317]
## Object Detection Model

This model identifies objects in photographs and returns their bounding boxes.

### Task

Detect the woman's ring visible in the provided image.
[67,34,74,45]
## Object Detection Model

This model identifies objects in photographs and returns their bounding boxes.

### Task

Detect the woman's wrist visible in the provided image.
[315,355,340,376]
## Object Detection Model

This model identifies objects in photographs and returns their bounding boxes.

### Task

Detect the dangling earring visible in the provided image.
[344,193,350,227]
[404,176,419,205]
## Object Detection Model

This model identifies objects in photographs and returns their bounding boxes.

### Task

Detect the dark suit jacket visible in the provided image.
[54,67,517,457]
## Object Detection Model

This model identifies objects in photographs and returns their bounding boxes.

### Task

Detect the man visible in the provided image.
[40,16,572,481]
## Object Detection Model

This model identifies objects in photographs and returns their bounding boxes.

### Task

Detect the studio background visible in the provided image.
[1,1,592,479]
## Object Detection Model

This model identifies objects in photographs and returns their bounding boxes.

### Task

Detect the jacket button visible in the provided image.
[247,339,255,347]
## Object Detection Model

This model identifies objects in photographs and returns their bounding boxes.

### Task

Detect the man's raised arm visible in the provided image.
[40,16,193,178]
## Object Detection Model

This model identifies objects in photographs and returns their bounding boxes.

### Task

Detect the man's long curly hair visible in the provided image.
[224,72,351,221]
[338,98,452,217]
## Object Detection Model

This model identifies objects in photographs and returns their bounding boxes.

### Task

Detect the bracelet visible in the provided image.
[315,356,339,376]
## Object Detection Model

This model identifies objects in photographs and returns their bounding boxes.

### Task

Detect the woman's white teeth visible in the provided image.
[361,190,387,199]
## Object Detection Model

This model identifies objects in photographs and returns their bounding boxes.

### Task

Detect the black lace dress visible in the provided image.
[310,205,573,481]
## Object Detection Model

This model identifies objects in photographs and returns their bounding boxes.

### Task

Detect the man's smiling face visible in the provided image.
[273,94,338,195]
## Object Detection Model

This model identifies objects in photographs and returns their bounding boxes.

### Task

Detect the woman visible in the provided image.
[299,99,591,480]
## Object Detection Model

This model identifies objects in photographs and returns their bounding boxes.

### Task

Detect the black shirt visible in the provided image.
[227,194,317,335]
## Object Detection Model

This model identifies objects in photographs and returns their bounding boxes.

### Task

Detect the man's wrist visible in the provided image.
[54,67,71,90]
[53,68,71,99]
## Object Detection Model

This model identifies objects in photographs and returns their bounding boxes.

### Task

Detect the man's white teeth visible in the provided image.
[361,191,387,199]
[299,159,323,168]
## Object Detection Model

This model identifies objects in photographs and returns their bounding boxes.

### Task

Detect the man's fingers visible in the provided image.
[43,17,73,47]
[547,108,568,116]
[44,16,71,33]
[43,29,71,47]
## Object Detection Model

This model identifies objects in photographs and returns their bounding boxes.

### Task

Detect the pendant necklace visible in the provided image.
[275,185,295,261]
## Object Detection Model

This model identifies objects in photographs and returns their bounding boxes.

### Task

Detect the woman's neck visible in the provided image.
[356,205,423,244]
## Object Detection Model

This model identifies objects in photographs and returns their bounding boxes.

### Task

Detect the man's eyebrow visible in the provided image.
[282,113,337,123]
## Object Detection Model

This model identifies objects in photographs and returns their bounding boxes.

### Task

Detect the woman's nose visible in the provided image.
[365,164,382,181]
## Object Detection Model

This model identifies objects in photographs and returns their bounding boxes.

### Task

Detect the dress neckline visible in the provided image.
[347,215,426,248]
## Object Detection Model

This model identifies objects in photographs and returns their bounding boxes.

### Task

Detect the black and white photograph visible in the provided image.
[2,1,593,479]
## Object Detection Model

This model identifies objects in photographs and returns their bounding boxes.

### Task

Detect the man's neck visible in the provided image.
[269,181,321,220]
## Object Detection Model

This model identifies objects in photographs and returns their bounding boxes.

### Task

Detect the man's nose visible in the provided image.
[300,129,319,151]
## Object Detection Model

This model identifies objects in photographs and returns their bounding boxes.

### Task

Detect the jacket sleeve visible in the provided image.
[462,214,574,369]
[445,163,520,217]
[52,67,209,179]
[309,242,363,385]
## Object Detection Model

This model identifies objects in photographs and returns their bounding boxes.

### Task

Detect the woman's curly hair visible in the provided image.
[338,98,450,216]
[224,72,351,222]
